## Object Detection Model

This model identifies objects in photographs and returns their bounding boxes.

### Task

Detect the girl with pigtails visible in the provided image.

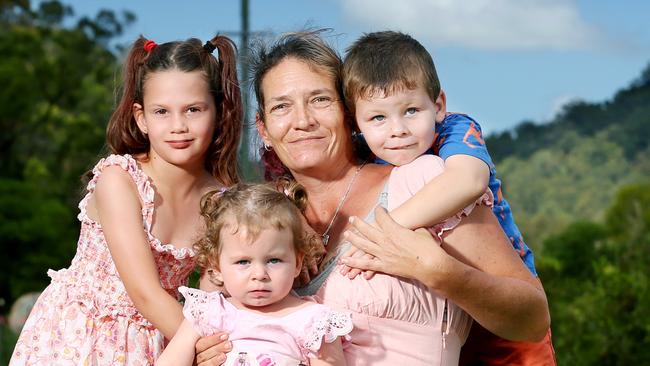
[10,34,243,365]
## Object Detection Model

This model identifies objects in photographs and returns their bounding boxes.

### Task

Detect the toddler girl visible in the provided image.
[157,183,352,366]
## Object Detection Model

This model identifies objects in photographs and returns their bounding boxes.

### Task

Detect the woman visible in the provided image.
[195,31,550,365]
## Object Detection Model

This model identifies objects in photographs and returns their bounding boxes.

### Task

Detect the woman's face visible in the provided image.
[257,58,351,174]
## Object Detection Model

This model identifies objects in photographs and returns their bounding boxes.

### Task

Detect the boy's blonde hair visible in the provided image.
[194,181,316,272]
[343,31,441,115]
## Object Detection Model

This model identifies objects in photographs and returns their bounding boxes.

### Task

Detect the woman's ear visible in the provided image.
[255,112,271,146]
[133,103,147,134]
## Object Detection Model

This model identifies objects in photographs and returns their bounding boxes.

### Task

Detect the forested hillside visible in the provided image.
[486,68,650,246]
[484,64,650,365]
[1,1,649,364]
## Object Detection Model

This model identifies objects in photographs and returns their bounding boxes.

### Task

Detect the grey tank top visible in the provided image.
[294,187,388,296]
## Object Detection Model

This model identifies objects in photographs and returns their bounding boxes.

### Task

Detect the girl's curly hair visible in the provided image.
[194,182,320,273]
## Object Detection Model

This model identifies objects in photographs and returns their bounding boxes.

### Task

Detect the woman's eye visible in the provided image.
[311,96,332,108]
[405,107,417,115]
[269,103,288,113]
[188,106,201,113]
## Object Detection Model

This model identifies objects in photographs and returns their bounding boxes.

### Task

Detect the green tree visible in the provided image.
[0,0,134,309]
[539,182,650,365]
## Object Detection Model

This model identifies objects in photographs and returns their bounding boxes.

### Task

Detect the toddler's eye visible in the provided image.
[371,115,386,122]
[188,106,201,113]
[235,260,250,265]
[268,258,282,264]
[154,108,168,115]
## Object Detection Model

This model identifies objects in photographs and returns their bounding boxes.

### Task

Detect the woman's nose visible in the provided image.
[293,101,317,130]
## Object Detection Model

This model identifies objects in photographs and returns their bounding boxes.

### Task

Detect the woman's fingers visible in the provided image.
[195,333,231,365]
[372,206,412,242]
[343,225,381,256]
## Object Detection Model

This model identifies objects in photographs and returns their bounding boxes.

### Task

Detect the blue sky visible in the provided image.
[62,0,650,135]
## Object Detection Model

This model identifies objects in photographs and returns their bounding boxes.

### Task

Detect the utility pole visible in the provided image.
[239,0,253,178]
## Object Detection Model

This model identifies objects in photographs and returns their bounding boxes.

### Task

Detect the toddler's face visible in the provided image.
[355,85,444,166]
[217,224,301,310]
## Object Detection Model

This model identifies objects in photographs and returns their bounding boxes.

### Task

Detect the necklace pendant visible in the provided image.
[322,234,330,246]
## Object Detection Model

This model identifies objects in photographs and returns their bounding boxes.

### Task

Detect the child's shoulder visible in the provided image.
[441,112,478,125]
[89,154,150,196]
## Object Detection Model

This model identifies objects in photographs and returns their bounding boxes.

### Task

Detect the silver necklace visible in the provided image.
[320,162,366,246]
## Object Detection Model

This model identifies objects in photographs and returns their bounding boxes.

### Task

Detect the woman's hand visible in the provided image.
[339,206,453,288]
[195,332,232,366]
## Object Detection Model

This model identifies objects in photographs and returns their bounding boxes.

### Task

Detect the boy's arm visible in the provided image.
[390,154,489,229]
[155,319,201,366]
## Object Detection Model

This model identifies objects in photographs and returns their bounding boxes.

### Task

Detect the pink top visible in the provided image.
[10,154,197,365]
[312,155,494,366]
[179,287,353,366]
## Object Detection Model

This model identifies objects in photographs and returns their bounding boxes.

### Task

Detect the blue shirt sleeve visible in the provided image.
[434,113,494,169]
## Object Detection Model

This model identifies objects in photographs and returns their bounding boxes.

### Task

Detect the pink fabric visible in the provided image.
[11,154,197,365]
[316,155,494,366]
[179,287,353,365]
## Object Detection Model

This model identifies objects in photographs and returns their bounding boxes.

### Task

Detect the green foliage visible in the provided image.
[0,0,129,308]
[539,182,650,365]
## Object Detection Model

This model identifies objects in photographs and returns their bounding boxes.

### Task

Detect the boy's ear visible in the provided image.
[255,113,271,146]
[434,89,447,123]
[133,103,147,134]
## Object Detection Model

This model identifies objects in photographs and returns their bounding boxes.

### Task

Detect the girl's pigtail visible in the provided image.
[106,36,151,155]
[206,35,243,187]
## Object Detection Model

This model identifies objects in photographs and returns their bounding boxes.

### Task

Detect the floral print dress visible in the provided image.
[10,154,197,365]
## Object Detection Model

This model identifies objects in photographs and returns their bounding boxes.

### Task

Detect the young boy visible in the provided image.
[342,30,556,365]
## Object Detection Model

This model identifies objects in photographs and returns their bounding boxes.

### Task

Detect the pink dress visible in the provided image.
[179,287,353,366]
[10,154,197,366]
[299,155,493,366]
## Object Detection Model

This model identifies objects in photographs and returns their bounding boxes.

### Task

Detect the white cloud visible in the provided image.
[341,0,602,51]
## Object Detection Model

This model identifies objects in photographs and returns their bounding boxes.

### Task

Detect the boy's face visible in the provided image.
[355,85,446,166]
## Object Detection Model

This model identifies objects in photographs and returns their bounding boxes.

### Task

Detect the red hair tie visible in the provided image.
[144,40,157,53]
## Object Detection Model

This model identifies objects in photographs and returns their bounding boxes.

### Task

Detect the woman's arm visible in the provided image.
[156,319,201,366]
[309,337,347,366]
[341,206,550,342]
[94,166,184,339]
